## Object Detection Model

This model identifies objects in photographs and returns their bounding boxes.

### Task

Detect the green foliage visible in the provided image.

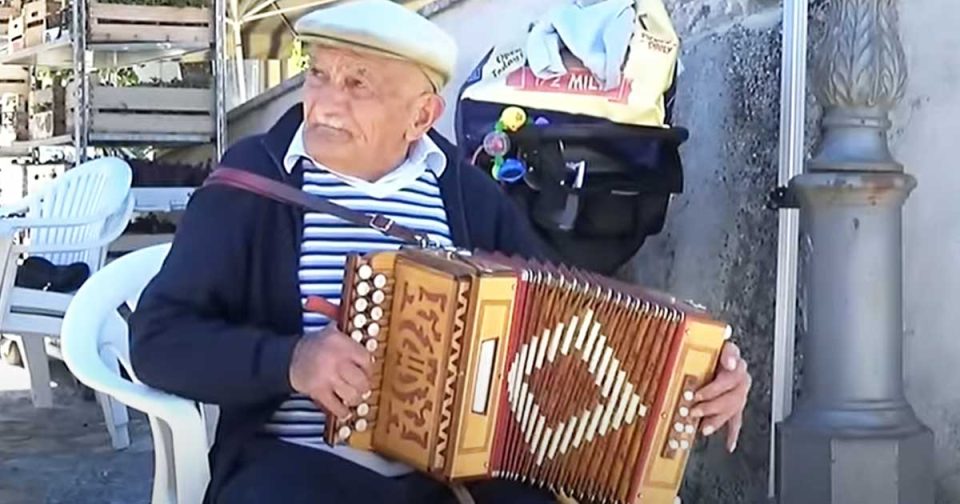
[288,38,308,74]
[32,68,71,89]
[98,67,141,86]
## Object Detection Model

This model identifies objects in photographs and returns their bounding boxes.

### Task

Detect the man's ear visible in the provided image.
[406,94,445,141]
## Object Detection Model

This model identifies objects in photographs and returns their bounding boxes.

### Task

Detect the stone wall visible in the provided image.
[627,7,784,502]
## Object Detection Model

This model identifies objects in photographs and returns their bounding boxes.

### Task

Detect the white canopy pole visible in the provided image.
[227,14,247,104]
[770,0,808,497]
[241,0,336,23]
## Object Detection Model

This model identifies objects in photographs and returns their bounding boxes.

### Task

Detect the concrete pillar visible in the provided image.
[775,0,934,503]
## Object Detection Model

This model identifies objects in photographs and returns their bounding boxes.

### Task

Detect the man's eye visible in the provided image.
[346,77,367,89]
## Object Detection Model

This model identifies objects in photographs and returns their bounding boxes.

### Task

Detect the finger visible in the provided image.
[726,411,743,452]
[694,375,750,435]
[699,407,737,438]
[720,342,741,372]
[694,367,741,403]
[317,389,350,418]
[338,361,371,395]
[690,393,734,419]
[342,338,375,374]
[333,378,362,408]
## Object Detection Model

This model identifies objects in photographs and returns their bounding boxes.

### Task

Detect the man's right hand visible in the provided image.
[288,326,373,418]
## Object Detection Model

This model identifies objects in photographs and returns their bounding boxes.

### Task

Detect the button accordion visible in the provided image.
[316,248,730,504]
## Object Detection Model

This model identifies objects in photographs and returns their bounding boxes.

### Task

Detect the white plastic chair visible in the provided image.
[0,156,135,448]
[61,243,217,504]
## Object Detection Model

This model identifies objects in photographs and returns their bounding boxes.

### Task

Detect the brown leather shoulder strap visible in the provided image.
[203,166,433,247]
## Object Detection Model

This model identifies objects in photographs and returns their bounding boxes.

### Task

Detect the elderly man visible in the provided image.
[129,1,751,503]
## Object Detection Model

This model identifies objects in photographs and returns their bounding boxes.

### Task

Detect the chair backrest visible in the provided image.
[63,243,171,381]
[27,157,132,270]
[62,243,220,503]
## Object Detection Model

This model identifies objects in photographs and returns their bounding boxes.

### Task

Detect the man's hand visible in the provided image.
[289,326,373,418]
[691,341,752,452]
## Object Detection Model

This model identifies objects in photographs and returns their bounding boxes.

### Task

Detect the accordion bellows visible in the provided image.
[323,248,729,504]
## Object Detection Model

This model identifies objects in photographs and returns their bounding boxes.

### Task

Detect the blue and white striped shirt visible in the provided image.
[261,125,454,476]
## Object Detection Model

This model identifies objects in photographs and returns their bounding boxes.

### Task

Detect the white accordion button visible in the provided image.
[685,424,695,435]
[358,264,373,280]
[354,298,369,312]
[680,440,690,450]
[367,323,381,337]
[362,390,371,400]
[668,439,679,450]
[353,314,367,328]
[679,406,689,418]
[338,426,352,441]
[365,339,379,352]
[351,330,364,342]
[674,422,684,433]
[356,282,371,296]
[357,403,370,416]
[369,306,383,321]
[373,274,387,289]
[371,290,385,304]
[355,419,369,432]
[683,390,695,402]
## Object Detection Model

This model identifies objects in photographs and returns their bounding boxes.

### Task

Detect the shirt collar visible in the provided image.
[283,122,447,179]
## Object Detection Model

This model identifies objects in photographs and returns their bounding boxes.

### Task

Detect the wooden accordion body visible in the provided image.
[326,248,730,504]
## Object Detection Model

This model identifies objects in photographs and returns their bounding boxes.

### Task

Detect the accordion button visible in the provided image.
[680,440,690,450]
[370,306,384,321]
[357,282,371,296]
[357,403,370,416]
[365,339,379,352]
[358,264,373,280]
[372,290,386,304]
[362,390,372,400]
[373,274,387,289]
[338,426,352,441]
[355,419,369,432]
[683,390,695,402]
[367,323,381,337]
[685,424,695,435]
[351,330,364,342]
[679,406,689,417]
[674,422,684,433]
[353,314,368,328]
[668,439,679,450]
[354,298,369,312]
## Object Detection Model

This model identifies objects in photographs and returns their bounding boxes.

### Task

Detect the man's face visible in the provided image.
[302,45,444,178]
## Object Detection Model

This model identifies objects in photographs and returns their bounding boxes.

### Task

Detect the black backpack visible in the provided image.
[454,50,688,275]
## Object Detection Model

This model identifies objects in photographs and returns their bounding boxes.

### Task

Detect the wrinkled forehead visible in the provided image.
[309,45,406,77]
[307,44,433,91]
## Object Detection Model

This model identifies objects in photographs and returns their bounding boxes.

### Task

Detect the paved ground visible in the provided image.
[0,357,153,504]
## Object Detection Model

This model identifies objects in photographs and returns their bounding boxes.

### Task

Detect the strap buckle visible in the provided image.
[415,234,441,249]
[369,214,395,233]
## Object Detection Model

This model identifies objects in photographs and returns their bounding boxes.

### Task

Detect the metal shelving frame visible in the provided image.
[0,0,227,163]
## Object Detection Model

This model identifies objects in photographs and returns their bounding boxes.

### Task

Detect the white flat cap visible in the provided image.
[294,0,458,90]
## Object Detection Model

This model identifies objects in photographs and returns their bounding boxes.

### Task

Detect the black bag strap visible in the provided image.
[203,166,435,247]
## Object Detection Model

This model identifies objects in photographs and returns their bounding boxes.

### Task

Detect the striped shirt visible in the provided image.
[261,126,454,476]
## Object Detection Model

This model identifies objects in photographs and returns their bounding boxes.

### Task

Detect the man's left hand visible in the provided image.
[690,341,751,453]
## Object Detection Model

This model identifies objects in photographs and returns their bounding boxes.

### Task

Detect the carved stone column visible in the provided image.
[775,0,934,502]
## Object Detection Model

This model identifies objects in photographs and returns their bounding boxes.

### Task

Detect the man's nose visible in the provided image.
[307,82,351,108]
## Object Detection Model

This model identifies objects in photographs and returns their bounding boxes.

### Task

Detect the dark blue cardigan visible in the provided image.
[128,104,548,502]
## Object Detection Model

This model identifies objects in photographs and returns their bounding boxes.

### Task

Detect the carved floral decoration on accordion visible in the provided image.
[506,308,648,465]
